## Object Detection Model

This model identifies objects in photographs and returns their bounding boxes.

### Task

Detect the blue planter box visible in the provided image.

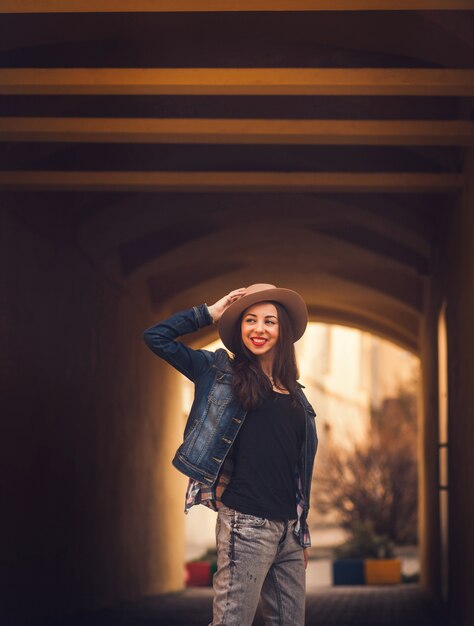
[332,559,365,585]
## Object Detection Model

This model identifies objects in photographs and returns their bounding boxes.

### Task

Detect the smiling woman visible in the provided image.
[229,300,301,411]
[143,283,318,626]
[241,303,279,355]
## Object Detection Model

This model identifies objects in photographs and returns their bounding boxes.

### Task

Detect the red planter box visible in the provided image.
[185,561,212,587]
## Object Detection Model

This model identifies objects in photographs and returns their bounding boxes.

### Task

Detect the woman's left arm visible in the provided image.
[303,548,309,570]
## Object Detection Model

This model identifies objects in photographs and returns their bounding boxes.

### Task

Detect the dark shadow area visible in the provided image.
[28,585,447,626]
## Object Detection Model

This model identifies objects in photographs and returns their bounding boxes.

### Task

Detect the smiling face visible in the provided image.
[240,301,279,359]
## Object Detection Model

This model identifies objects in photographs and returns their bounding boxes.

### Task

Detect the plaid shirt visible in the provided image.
[184,451,312,548]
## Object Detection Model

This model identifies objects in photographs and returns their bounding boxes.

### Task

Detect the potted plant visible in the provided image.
[332,521,401,585]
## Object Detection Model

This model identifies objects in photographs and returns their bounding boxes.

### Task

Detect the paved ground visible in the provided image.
[32,584,448,626]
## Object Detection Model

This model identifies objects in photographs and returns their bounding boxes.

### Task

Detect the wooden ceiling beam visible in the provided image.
[1,1,472,12]
[1,117,472,145]
[1,68,473,96]
[0,171,463,192]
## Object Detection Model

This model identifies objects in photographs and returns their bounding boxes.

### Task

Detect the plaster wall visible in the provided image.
[442,151,474,626]
[419,150,474,625]
[418,279,441,597]
[0,209,185,624]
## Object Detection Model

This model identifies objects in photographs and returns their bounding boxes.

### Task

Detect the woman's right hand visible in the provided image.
[208,288,247,323]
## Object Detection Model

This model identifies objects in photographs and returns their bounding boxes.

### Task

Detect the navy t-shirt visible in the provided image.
[222,390,306,520]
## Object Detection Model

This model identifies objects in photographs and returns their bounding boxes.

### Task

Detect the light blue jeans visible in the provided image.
[210,504,306,626]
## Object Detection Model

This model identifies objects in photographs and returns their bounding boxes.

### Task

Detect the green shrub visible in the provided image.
[334,521,395,559]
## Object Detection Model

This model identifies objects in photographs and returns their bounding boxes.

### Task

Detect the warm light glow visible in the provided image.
[183,322,419,561]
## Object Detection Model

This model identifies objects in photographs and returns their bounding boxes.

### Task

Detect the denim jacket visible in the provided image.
[143,304,318,547]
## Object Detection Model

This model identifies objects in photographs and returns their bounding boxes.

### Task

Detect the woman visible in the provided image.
[143,283,318,626]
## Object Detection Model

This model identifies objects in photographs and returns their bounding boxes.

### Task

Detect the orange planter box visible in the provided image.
[364,558,401,585]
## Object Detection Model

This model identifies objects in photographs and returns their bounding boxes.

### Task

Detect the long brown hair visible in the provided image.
[231,301,300,411]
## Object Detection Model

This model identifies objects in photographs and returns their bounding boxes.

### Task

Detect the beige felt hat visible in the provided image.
[218,283,308,352]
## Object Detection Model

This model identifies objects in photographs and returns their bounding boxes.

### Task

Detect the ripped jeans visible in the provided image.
[210,504,305,626]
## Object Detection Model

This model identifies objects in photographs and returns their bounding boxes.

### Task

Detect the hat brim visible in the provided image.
[218,287,308,353]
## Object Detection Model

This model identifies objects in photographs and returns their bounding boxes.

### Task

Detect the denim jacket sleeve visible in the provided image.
[143,304,216,382]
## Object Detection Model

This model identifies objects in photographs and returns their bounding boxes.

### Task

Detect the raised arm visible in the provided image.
[207,287,246,324]
[143,288,246,381]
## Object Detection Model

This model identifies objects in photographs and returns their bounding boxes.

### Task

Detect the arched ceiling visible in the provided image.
[1,2,473,353]
[5,196,450,353]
